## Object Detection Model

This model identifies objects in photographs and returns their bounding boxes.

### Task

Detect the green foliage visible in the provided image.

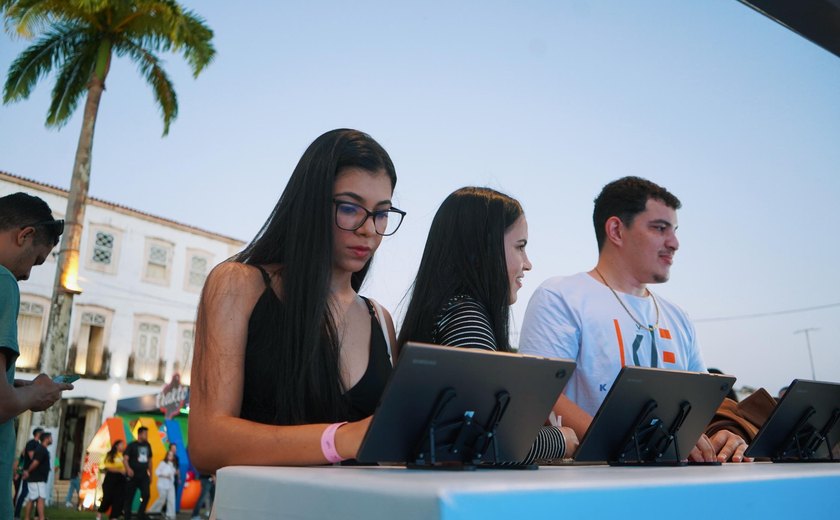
[120,40,178,134]
[46,33,98,126]
[1,0,215,135]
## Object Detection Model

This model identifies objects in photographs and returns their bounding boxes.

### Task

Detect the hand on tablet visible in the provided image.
[688,431,751,463]
[560,426,579,458]
[708,430,752,463]
[338,416,373,460]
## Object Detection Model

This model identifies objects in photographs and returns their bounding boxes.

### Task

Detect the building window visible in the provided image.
[85,225,121,274]
[70,307,112,378]
[17,296,49,370]
[184,250,213,292]
[93,232,114,264]
[148,246,168,278]
[189,256,207,286]
[130,317,167,382]
[143,239,174,285]
[176,323,195,384]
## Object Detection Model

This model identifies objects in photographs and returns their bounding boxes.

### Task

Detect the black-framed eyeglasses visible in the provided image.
[25,219,64,246]
[333,200,406,236]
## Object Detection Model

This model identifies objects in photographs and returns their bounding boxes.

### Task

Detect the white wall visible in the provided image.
[2,174,244,417]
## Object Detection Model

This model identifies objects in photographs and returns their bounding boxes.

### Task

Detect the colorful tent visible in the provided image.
[80,415,198,512]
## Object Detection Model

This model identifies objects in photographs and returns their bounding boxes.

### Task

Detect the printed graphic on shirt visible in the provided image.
[613,322,677,368]
[137,446,149,464]
[659,328,676,365]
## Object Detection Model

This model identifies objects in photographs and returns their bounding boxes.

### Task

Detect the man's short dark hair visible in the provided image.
[40,431,52,443]
[32,427,44,437]
[593,176,682,250]
[137,426,148,434]
[0,192,62,246]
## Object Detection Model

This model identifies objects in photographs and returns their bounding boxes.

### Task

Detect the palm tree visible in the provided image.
[1,0,215,427]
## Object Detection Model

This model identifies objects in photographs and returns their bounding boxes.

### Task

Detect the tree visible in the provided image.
[1,0,215,428]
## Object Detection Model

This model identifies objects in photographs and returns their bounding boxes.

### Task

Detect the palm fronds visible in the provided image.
[2,0,214,132]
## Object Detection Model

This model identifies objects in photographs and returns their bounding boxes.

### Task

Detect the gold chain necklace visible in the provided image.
[594,268,660,332]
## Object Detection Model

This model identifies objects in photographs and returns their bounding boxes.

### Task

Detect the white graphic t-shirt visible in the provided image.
[519,272,706,416]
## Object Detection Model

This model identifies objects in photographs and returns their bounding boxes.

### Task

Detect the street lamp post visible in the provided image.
[793,328,819,380]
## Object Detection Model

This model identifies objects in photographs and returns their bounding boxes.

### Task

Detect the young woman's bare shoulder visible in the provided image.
[203,262,267,304]
[366,297,393,320]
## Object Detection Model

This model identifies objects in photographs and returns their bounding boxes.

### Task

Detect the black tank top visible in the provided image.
[239,265,391,424]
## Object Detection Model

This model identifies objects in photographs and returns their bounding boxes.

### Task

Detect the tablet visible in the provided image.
[744,379,840,461]
[356,342,575,466]
[574,366,736,465]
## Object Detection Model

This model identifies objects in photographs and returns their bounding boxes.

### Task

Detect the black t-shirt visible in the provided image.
[125,440,152,475]
[28,443,50,483]
[22,438,39,466]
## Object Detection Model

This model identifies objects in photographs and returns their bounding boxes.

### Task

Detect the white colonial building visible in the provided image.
[1,171,245,481]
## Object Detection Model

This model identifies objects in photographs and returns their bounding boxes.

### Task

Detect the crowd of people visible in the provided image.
[3,127,796,517]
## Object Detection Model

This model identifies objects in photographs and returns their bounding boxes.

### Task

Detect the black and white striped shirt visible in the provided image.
[432,295,567,464]
[434,295,497,351]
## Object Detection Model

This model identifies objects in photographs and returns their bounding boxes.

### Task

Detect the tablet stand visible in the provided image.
[611,399,716,466]
[774,406,840,462]
[408,387,536,470]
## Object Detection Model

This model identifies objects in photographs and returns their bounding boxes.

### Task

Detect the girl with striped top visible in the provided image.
[397,187,578,463]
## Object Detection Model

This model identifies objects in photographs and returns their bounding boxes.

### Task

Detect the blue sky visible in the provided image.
[2,0,839,394]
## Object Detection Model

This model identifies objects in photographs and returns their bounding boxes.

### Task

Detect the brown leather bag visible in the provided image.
[705,387,777,443]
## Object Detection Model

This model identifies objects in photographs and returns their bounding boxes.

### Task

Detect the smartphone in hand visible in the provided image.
[53,374,80,384]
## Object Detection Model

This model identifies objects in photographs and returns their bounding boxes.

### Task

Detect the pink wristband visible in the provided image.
[321,421,349,463]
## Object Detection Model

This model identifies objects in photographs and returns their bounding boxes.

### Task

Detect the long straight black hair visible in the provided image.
[397,187,522,353]
[234,129,396,424]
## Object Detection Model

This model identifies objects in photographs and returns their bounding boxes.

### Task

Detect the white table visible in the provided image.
[214,462,840,519]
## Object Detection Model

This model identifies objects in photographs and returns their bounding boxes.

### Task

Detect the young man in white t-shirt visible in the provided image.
[519,176,749,463]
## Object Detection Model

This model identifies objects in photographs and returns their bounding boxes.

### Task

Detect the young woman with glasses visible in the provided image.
[189,129,405,470]
[397,187,578,463]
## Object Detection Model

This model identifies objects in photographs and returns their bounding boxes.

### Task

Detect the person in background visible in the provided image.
[64,459,81,508]
[398,187,578,463]
[0,193,72,518]
[189,129,403,470]
[12,445,24,510]
[97,440,126,520]
[167,443,181,512]
[21,431,52,520]
[123,426,153,519]
[13,427,42,517]
[149,450,177,519]
[190,473,215,520]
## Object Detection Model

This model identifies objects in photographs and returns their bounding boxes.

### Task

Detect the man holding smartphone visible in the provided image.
[0,192,74,519]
